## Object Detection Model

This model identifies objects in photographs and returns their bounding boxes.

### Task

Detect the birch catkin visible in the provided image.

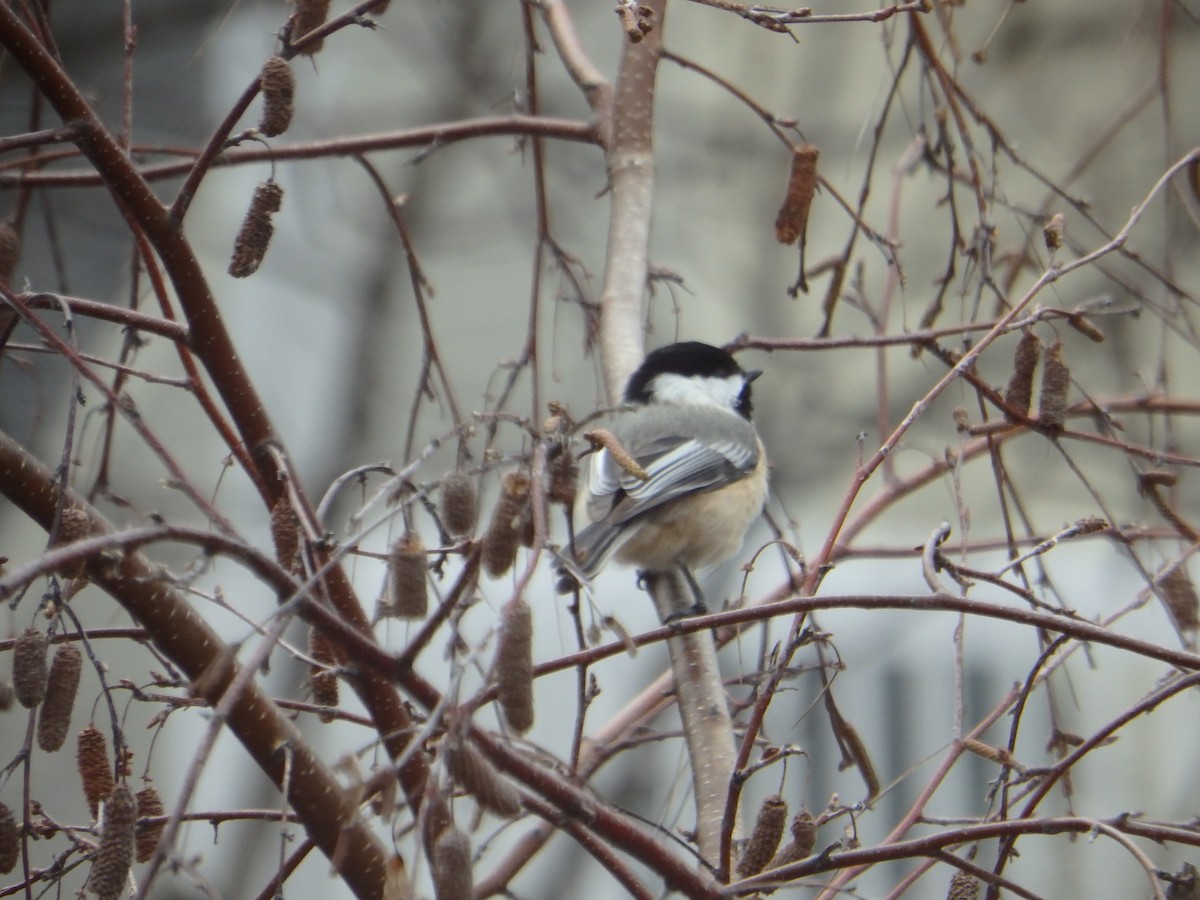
[736,794,788,877]
[37,642,82,751]
[13,628,48,709]
[0,802,17,875]
[482,472,530,578]
[495,598,534,733]
[443,739,521,818]
[431,827,473,900]
[258,57,295,137]
[88,784,135,900]
[229,181,284,278]
[439,472,478,537]
[384,532,428,618]
[134,787,165,864]
[77,725,115,819]
[775,145,820,246]
[1037,342,1070,429]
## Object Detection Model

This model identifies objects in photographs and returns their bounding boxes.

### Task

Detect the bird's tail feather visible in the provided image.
[554,522,621,593]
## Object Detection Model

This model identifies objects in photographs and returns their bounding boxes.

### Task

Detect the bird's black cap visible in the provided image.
[623,341,759,418]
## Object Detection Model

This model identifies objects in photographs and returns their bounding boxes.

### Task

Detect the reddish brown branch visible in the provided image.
[0,5,431,868]
[0,429,392,900]
[0,117,600,188]
[725,811,1200,895]
[18,291,187,340]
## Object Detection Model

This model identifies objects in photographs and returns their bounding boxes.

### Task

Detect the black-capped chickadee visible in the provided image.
[558,342,768,605]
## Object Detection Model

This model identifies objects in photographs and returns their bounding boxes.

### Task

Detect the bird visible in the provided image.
[557,341,768,612]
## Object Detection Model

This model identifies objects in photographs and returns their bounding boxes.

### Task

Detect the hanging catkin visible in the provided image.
[495,598,534,733]
[13,628,48,709]
[77,725,115,819]
[88,784,135,900]
[258,57,295,137]
[37,642,82,751]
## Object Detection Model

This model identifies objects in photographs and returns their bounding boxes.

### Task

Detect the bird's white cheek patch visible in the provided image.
[649,373,747,410]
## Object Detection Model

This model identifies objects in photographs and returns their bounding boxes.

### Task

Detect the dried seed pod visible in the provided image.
[1137,473,1196,542]
[0,801,17,875]
[269,495,302,574]
[13,628,48,709]
[961,738,1024,772]
[308,627,339,722]
[737,794,788,877]
[1037,342,1070,430]
[37,642,82,752]
[1156,563,1200,634]
[134,787,165,864]
[769,809,817,870]
[429,830,470,900]
[431,826,473,900]
[228,181,283,278]
[292,0,332,54]
[546,449,577,506]
[0,221,19,283]
[258,57,295,137]
[88,783,135,900]
[0,680,12,712]
[495,599,534,734]
[775,145,820,247]
[384,532,428,619]
[443,738,522,818]
[1066,313,1105,343]
[482,472,530,578]
[440,473,478,537]
[78,725,116,819]
[766,838,804,872]
[947,869,979,900]
[584,428,648,479]
[790,809,817,855]
[55,507,92,580]
[1043,212,1065,252]
[1003,331,1039,420]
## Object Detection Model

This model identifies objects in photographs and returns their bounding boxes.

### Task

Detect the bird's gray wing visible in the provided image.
[585,432,758,526]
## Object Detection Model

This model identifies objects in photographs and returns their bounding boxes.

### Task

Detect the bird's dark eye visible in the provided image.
[736,381,754,419]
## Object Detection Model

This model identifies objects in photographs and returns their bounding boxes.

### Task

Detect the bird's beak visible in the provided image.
[745,369,763,383]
